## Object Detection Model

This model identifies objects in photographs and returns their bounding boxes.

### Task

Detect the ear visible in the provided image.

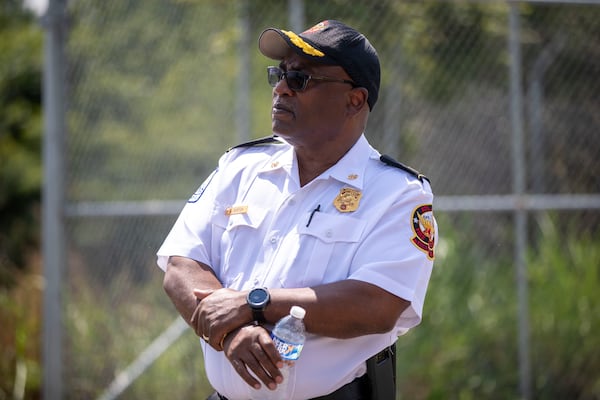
[347,87,369,115]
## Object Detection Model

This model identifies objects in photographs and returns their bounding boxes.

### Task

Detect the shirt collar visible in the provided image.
[257,134,375,189]
[326,134,374,189]
[257,143,295,174]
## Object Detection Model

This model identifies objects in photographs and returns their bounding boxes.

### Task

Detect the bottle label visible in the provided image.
[271,334,304,361]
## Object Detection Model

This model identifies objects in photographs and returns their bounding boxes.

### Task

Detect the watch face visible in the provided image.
[248,288,269,308]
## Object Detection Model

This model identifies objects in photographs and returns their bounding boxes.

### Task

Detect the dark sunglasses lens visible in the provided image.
[267,67,281,87]
[285,71,307,91]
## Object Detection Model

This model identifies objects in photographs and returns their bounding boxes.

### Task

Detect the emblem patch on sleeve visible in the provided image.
[188,168,217,203]
[411,204,436,260]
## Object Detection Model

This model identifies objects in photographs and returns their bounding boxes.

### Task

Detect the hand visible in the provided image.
[191,288,252,351]
[223,324,283,391]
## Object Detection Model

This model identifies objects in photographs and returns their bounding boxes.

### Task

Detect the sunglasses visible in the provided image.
[267,66,356,92]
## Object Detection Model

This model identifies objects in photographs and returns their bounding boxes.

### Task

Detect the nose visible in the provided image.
[273,75,294,96]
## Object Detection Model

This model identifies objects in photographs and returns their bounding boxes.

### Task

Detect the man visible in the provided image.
[157,20,436,400]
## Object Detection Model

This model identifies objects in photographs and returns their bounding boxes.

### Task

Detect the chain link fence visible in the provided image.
[42,0,600,399]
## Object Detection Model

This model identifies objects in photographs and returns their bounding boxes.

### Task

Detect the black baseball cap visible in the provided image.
[258,20,380,111]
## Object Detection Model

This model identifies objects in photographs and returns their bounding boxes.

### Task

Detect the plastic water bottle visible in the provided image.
[266,306,306,399]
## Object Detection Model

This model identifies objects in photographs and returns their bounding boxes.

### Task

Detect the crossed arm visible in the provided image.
[163,255,409,390]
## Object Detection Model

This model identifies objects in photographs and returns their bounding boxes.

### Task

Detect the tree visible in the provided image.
[0,2,43,398]
[0,0,42,286]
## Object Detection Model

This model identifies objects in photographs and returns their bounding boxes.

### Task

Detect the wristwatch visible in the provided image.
[246,287,270,323]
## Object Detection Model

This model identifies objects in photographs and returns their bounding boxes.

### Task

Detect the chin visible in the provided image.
[272,131,298,146]
[272,123,291,138]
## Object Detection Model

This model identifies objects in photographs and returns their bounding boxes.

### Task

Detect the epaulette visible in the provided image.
[380,154,430,184]
[227,135,283,152]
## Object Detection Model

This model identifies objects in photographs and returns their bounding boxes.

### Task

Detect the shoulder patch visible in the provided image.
[380,154,430,184]
[411,204,436,260]
[188,168,218,203]
[227,135,284,152]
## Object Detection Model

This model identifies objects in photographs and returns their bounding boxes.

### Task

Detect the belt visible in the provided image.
[310,373,370,400]
[211,373,370,400]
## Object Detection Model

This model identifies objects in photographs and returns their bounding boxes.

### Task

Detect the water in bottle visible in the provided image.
[266,306,306,399]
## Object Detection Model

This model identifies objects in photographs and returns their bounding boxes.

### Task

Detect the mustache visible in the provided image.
[272,100,293,113]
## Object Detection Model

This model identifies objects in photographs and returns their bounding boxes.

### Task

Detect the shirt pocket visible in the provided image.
[293,212,366,286]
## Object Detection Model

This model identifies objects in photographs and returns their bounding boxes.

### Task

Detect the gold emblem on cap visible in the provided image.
[225,205,248,216]
[271,161,280,168]
[333,188,362,213]
[303,21,327,34]
[347,174,358,180]
[282,30,325,57]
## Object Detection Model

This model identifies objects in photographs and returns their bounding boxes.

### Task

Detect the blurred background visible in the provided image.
[1,0,599,399]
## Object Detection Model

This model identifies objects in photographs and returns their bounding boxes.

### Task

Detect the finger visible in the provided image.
[252,340,283,385]
[230,358,261,390]
[258,332,284,370]
[205,320,225,351]
[242,343,278,390]
[202,318,212,345]
[189,296,212,341]
[207,331,222,351]
[207,323,232,352]
[193,288,214,301]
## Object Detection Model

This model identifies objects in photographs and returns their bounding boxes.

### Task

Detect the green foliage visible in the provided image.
[64,264,213,399]
[399,3,507,103]
[528,218,600,399]
[0,265,42,399]
[63,1,516,201]
[0,1,42,283]
[67,0,244,201]
[396,213,600,399]
[397,214,519,399]
[0,4,43,396]
[522,4,600,95]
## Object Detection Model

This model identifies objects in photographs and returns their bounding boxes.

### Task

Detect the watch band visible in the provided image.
[252,308,266,323]
[247,287,270,323]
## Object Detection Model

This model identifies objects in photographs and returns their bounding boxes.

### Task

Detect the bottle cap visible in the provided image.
[290,306,306,319]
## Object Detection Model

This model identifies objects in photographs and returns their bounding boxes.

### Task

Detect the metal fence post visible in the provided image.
[41,0,67,398]
[509,4,532,399]
[236,0,251,144]
[288,0,305,32]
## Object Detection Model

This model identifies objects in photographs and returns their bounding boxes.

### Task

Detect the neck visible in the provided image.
[297,157,336,187]
[295,135,360,186]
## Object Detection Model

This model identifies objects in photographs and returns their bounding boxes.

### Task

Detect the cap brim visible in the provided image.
[258,29,294,60]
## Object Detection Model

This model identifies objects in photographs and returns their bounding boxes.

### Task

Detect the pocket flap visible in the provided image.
[213,204,269,230]
[299,212,366,243]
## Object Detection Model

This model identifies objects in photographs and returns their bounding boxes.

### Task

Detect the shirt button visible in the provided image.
[270,236,278,244]
[325,229,333,238]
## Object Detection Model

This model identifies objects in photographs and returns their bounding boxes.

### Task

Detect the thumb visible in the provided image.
[193,288,214,300]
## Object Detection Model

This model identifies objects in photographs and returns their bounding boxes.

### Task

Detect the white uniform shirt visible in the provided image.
[157,134,436,400]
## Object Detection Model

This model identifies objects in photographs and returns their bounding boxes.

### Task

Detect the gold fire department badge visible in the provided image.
[333,188,362,212]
